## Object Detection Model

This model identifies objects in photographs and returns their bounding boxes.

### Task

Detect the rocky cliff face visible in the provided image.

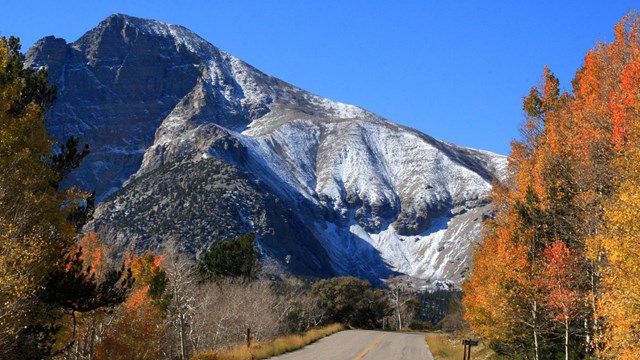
[26,14,506,286]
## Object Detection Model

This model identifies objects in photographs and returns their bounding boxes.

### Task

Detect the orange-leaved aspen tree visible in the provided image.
[95,252,169,360]
[465,67,569,359]
[536,240,579,360]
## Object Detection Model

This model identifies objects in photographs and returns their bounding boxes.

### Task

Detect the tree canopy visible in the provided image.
[463,14,640,360]
[196,232,258,281]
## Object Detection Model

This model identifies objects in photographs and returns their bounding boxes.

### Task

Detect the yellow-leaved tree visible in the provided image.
[0,36,91,357]
[588,16,640,358]
[594,143,640,359]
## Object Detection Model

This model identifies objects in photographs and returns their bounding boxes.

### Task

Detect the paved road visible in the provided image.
[270,330,434,360]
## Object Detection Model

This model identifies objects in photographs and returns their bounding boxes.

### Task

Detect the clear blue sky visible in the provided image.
[1,1,637,155]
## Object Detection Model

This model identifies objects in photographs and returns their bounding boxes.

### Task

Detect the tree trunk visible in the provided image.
[565,317,569,360]
[396,307,402,330]
[392,288,402,330]
[179,313,186,360]
[533,300,540,360]
[591,257,600,354]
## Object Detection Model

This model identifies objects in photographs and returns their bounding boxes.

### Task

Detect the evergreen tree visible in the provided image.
[196,232,258,281]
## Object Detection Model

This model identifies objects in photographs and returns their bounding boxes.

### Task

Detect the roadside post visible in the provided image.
[462,339,478,360]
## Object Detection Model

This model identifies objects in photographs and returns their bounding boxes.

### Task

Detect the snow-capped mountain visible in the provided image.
[26,14,506,285]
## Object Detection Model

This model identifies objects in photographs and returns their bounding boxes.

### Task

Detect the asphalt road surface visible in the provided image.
[270,330,434,360]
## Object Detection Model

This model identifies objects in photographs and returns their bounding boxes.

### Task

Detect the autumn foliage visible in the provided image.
[537,241,578,324]
[95,252,169,360]
[464,13,640,359]
[0,36,96,357]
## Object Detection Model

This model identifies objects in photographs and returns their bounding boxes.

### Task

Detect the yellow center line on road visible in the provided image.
[353,334,386,360]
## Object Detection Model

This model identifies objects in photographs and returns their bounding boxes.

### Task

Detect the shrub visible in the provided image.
[409,320,432,331]
[190,352,218,360]
[311,277,391,328]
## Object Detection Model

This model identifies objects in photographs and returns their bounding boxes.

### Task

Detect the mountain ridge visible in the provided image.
[26,13,506,286]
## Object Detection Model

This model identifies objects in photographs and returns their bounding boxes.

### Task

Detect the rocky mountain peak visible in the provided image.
[27,14,507,287]
[74,13,195,51]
